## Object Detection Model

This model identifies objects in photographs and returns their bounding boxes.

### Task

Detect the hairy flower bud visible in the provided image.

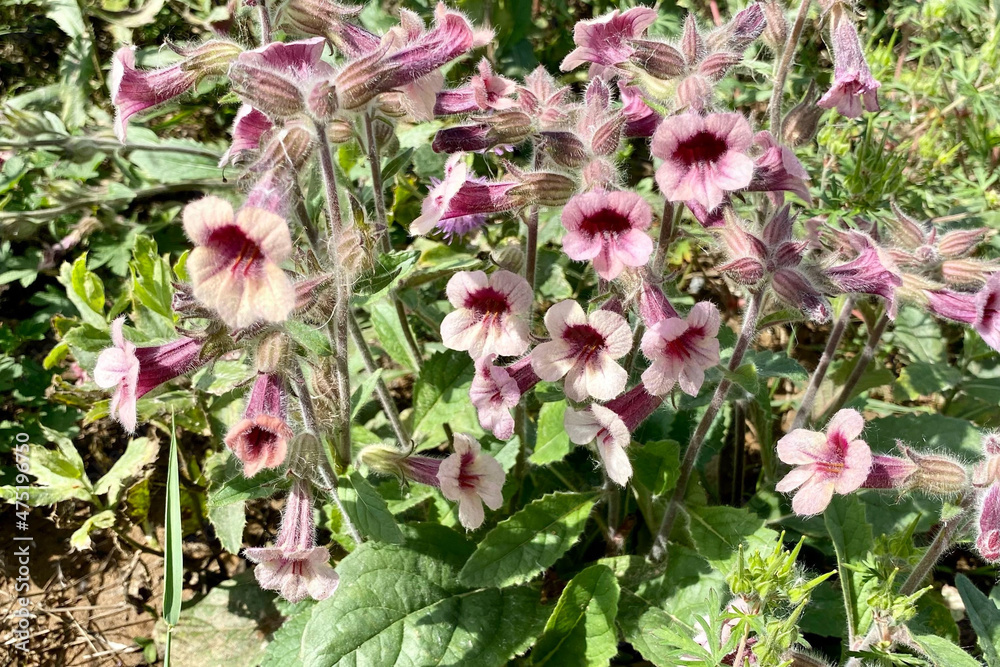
[326,119,355,144]
[781,83,823,147]
[977,483,1000,563]
[432,111,533,153]
[761,0,789,52]
[782,650,834,667]
[628,39,686,78]
[307,79,339,121]
[512,171,577,207]
[279,0,363,41]
[491,242,524,274]
[904,447,968,495]
[255,332,288,373]
[540,131,589,168]
[940,258,998,289]
[229,64,305,119]
[254,120,315,175]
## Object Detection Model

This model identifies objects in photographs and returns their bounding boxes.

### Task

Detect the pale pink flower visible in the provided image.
[818,14,880,118]
[441,270,532,359]
[640,302,721,397]
[531,300,632,402]
[434,58,516,115]
[776,409,873,515]
[652,112,754,212]
[411,153,469,234]
[977,484,1000,563]
[560,7,658,76]
[219,105,274,167]
[976,273,1000,352]
[561,189,654,281]
[619,82,662,138]
[564,385,663,486]
[225,373,294,477]
[244,480,339,602]
[470,355,539,440]
[93,317,204,433]
[437,433,506,529]
[183,196,295,329]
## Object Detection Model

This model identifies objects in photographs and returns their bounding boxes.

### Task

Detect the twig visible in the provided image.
[791,296,855,430]
[348,312,412,449]
[819,309,890,421]
[767,0,814,136]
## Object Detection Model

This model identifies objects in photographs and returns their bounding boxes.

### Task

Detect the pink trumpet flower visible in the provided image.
[560,7,658,77]
[183,196,295,329]
[560,189,654,281]
[564,385,663,486]
[925,273,1000,352]
[640,301,721,397]
[441,269,533,359]
[817,11,881,118]
[652,112,754,212]
[776,409,873,515]
[977,483,1000,563]
[470,355,539,440]
[225,372,294,477]
[531,300,633,402]
[437,433,506,530]
[93,317,205,433]
[434,59,517,115]
[244,479,339,602]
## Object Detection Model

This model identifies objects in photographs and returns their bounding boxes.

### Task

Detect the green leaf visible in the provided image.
[352,250,420,307]
[59,255,106,328]
[824,495,874,640]
[130,236,175,321]
[208,502,246,554]
[62,322,111,370]
[0,442,93,506]
[532,564,620,667]
[896,361,963,400]
[351,368,382,420]
[530,400,573,466]
[865,413,983,458]
[411,349,480,443]
[285,320,332,357]
[164,417,183,627]
[302,524,549,667]
[206,455,285,508]
[339,472,404,544]
[380,147,414,183]
[261,601,315,667]
[891,307,946,364]
[956,575,1000,667]
[69,510,116,550]
[129,138,224,183]
[750,350,809,380]
[911,633,984,667]
[368,300,418,372]
[687,505,779,570]
[93,436,159,505]
[459,491,597,588]
[631,440,681,496]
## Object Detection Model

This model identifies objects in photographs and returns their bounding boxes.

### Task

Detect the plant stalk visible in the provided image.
[791,296,855,430]
[652,200,675,276]
[768,0,813,136]
[820,309,890,421]
[650,291,762,562]
[363,113,391,253]
[348,312,412,450]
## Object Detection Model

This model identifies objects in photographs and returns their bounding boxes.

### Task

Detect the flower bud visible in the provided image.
[905,447,968,495]
[590,115,625,156]
[511,171,577,207]
[675,74,712,112]
[432,111,533,154]
[255,331,288,373]
[938,227,989,259]
[376,92,409,118]
[180,40,244,76]
[985,431,1000,456]
[782,650,834,667]
[326,119,355,144]
[761,0,789,53]
[491,241,524,274]
[372,116,398,155]
[581,158,619,191]
[229,61,305,119]
[940,258,998,289]
[307,79,339,121]
[254,120,315,174]
[540,131,588,168]
[359,444,443,486]
[628,39,685,78]
[279,0,363,41]
[974,455,1000,488]
[287,432,324,476]
[781,83,823,147]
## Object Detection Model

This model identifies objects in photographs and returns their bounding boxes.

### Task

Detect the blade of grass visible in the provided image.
[163,413,183,665]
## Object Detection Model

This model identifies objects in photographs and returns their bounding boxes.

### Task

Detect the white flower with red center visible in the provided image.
[470,355,539,440]
[411,154,469,235]
[440,269,533,359]
[560,189,655,281]
[775,409,874,516]
[640,302,721,397]
[183,196,294,329]
[437,433,506,530]
[651,112,754,212]
[531,300,632,402]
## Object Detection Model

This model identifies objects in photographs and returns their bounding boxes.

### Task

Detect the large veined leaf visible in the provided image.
[301,525,549,667]
[529,400,573,466]
[956,574,1000,666]
[338,471,404,544]
[411,349,480,443]
[93,436,158,505]
[459,492,597,588]
[824,496,874,641]
[532,564,620,666]
[687,505,779,570]
[911,634,984,667]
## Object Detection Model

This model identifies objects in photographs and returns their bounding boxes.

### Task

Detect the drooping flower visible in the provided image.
[110,42,242,143]
[637,279,680,327]
[470,355,539,440]
[228,37,336,120]
[775,409,873,515]
[976,273,1000,352]
[434,58,517,115]
[564,385,663,486]
[823,233,901,310]
[431,110,533,154]
[817,10,880,118]
[440,270,533,359]
[619,82,662,138]
[977,483,1000,563]
[531,300,632,402]
[244,479,339,602]
[219,105,274,167]
[651,112,754,212]
[183,196,295,329]
[640,302,721,397]
[517,66,572,129]
[437,433,506,530]
[746,131,812,205]
[560,7,658,76]
[561,189,654,280]
[225,372,294,477]
[93,317,206,433]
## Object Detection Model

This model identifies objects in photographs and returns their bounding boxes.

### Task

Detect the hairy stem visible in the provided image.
[652,200,675,276]
[768,0,813,136]
[348,312,412,449]
[650,291,762,562]
[363,113,391,253]
[791,296,855,430]
[820,309,891,421]
[257,0,272,44]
